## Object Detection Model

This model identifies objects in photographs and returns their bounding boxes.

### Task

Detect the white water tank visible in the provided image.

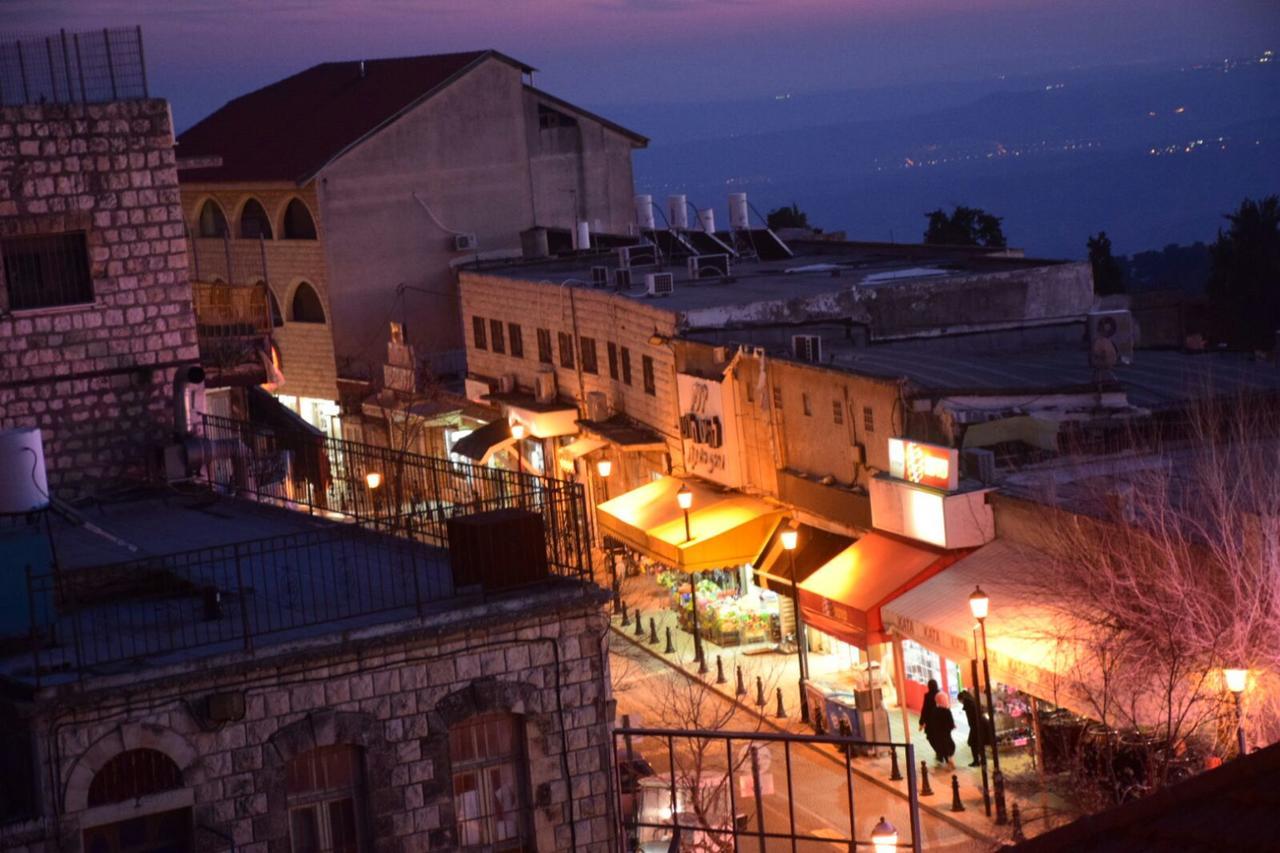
[0,427,49,513]
[667,194,688,230]
[729,192,750,229]
[634,195,655,231]
[576,220,591,251]
[699,208,716,234]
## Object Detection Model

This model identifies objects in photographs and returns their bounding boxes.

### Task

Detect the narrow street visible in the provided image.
[611,638,990,851]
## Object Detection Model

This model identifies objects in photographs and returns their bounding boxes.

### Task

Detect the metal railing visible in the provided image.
[615,725,923,852]
[24,521,447,683]
[0,27,148,107]
[198,415,592,582]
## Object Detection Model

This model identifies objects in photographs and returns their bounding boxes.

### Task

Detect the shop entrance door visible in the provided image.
[82,806,193,853]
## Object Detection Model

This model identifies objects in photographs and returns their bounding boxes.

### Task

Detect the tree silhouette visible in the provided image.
[1087,231,1125,295]
[923,206,1006,248]
[766,203,809,230]
[1207,196,1280,349]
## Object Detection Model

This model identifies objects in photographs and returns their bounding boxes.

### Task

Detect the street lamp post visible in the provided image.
[971,623,992,817]
[676,484,706,671]
[1224,667,1248,758]
[509,421,526,476]
[780,526,810,724]
[596,458,618,609]
[969,585,1008,825]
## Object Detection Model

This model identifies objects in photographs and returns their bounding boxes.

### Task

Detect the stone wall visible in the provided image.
[0,99,198,494]
[2,588,616,853]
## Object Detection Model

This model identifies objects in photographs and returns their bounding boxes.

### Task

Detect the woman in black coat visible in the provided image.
[918,678,939,735]
[958,690,985,767]
[924,691,957,767]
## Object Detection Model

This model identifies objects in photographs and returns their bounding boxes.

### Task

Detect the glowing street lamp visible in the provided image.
[596,458,612,499]
[675,483,706,671]
[510,421,525,475]
[969,584,1007,825]
[1224,667,1248,757]
[365,471,383,490]
[870,816,898,853]
[779,524,811,724]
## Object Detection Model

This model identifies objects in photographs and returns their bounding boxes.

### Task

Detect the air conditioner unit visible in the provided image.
[1087,310,1136,367]
[962,447,996,485]
[646,272,675,297]
[687,253,731,280]
[792,334,822,363]
[498,373,517,393]
[534,369,557,404]
[614,268,633,290]
[618,243,658,270]
[454,233,478,252]
[590,266,609,288]
[585,390,611,422]
[851,442,866,464]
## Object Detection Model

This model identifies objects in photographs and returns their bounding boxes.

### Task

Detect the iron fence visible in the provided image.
[615,725,923,852]
[198,414,592,582]
[0,27,148,107]
[23,520,449,683]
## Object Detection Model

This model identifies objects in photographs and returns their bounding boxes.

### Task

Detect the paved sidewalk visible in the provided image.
[609,602,1073,846]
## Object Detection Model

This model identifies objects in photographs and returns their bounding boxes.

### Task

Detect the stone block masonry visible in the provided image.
[0,99,198,494]
[3,587,617,853]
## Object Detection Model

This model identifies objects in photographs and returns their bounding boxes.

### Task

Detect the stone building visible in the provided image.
[175,50,646,433]
[0,97,198,493]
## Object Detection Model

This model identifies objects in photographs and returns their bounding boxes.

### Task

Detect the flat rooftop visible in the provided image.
[465,241,1073,318]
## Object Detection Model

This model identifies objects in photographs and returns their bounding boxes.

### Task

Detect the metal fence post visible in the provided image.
[102,28,117,100]
[233,546,253,653]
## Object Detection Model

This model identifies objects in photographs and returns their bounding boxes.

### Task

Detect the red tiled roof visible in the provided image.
[177,50,526,184]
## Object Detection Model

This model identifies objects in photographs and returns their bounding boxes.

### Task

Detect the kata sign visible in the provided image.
[887,437,959,492]
[677,373,741,488]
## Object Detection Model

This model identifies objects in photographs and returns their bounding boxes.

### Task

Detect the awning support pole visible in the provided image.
[891,630,912,756]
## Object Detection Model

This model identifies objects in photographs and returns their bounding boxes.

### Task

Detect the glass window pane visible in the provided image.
[327,798,359,853]
[290,806,321,853]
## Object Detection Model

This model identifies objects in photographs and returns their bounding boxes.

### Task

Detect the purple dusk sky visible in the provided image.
[7,0,1278,130]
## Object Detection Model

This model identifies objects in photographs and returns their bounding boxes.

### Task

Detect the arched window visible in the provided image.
[196,200,228,238]
[268,288,284,327]
[282,199,318,240]
[239,198,274,239]
[450,713,530,848]
[290,282,325,323]
[287,745,365,853]
[87,749,183,807]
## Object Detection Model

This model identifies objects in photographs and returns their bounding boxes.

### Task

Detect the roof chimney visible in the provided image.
[359,60,366,78]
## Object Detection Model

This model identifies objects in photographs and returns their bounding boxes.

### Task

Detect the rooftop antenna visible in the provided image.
[359,60,366,78]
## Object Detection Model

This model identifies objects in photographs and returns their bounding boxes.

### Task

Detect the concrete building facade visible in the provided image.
[0,98,198,493]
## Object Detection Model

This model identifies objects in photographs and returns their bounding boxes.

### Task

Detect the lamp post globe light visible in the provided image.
[1224,667,1248,757]
[870,816,898,853]
[365,471,382,490]
[675,484,706,670]
[969,584,1008,825]
[780,525,810,723]
[509,421,526,475]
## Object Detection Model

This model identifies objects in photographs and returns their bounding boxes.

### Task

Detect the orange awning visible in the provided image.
[597,476,784,572]
[798,531,966,648]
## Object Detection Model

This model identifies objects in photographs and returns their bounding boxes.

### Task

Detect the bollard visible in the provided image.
[950,775,966,812]
[888,746,903,781]
[735,665,747,697]
[837,718,853,757]
[634,609,644,636]
[648,617,659,645]
[918,761,933,796]
[715,655,727,685]
[755,676,766,707]
[697,649,709,676]
[1010,803,1026,843]
[775,687,786,718]
[994,770,1009,826]
[620,600,628,623]
[664,626,675,655]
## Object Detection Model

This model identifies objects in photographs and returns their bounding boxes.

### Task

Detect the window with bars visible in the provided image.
[620,347,632,385]
[832,399,844,425]
[473,317,488,351]
[642,355,656,396]
[87,749,183,807]
[1,232,94,311]
[508,323,524,358]
[490,319,506,355]
[451,714,531,852]
[536,328,552,364]
[580,336,598,374]
[558,332,575,369]
[863,405,875,434]
[607,342,619,380]
[287,745,365,853]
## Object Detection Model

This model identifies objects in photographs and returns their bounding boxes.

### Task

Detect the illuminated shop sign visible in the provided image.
[677,373,741,488]
[887,438,959,492]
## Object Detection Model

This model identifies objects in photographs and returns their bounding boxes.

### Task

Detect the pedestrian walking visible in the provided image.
[958,689,985,767]
[925,690,957,767]
[918,678,939,734]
